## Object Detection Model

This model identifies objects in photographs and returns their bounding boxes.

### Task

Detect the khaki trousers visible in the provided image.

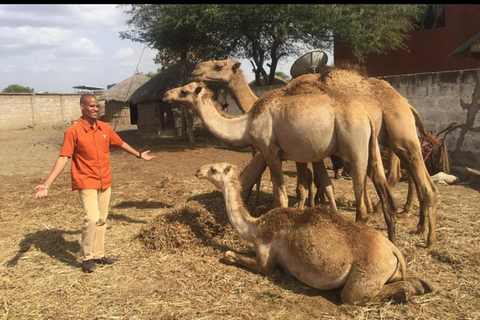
[78,187,111,261]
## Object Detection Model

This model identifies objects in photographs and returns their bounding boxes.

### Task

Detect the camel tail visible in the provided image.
[410,105,438,145]
[391,243,408,281]
[367,116,397,215]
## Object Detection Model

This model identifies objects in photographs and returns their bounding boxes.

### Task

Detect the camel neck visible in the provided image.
[222,177,258,243]
[228,72,258,113]
[193,95,251,148]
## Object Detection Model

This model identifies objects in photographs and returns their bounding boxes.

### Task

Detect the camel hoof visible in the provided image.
[424,243,436,251]
[414,242,435,251]
[223,251,237,264]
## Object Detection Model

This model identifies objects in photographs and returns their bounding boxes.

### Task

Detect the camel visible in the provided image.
[192,59,439,250]
[195,162,434,305]
[163,81,398,243]
[192,60,336,211]
[286,71,439,249]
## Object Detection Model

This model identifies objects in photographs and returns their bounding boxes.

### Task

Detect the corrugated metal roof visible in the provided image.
[449,32,480,57]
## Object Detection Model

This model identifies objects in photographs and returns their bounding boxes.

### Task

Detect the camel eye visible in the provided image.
[180,90,188,97]
[210,167,217,173]
[214,65,223,71]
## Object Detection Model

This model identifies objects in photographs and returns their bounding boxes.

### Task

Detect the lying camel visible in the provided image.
[195,162,434,305]
[163,82,398,243]
[192,60,333,210]
[193,59,439,249]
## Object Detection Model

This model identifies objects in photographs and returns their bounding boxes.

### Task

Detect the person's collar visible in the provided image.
[79,117,102,131]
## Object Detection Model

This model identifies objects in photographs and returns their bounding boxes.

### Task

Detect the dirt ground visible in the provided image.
[1,124,479,320]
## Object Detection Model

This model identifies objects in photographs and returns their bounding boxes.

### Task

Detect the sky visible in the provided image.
[0,4,332,94]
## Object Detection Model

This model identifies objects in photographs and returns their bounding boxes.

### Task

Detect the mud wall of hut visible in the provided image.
[102,100,131,126]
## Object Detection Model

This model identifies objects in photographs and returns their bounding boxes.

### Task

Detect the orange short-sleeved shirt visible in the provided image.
[60,117,124,190]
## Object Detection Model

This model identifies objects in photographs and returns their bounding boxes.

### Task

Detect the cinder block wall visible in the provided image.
[0,94,82,130]
[383,68,480,168]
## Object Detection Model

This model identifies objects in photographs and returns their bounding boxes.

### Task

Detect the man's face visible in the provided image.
[80,97,100,120]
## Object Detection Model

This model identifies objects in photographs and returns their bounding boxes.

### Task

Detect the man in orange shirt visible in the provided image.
[34,94,155,273]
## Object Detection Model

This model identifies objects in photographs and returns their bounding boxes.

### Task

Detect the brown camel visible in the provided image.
[192,60,336,211]
[193,59,439,250]
[195,162,433,305]
[163,81,398,243]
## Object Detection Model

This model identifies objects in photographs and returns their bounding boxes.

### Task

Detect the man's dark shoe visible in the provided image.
[93,257,116,265]
[81,259,96,273]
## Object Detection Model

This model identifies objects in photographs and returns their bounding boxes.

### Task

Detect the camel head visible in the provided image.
[195,162,238,190]
[192,60,241,84]
[162,82,212,107]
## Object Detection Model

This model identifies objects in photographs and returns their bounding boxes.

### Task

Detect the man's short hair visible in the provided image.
[80,94,97,105]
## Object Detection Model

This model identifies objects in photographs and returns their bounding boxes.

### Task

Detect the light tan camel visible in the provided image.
[192,60,336,211]
[193,60,439,250]
[286,71,439,249]
[195,162,433,305]
[163,81,398,243]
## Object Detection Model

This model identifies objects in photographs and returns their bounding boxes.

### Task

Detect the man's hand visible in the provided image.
[34,184,49,198]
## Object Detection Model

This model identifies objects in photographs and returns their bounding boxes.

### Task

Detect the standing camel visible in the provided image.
[193,59,439,250]
[195,162,433,305]
[163,81,398,244]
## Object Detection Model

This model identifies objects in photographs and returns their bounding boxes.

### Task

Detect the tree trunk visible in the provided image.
[180,51,195,143]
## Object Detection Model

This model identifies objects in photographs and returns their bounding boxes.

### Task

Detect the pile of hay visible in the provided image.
[135,200,252,255]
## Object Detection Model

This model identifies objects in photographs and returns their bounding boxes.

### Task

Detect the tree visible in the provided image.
[2,84,34,93]
[120,4,425,84]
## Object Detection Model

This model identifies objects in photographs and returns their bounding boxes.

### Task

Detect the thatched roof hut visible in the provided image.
[99,72,150,126]
[130,63,196,104]
[100,72,151,102]
[130,62,197,136]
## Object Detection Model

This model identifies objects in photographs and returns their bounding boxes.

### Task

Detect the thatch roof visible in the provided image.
[99,73,150,102]
[130,62,196,104]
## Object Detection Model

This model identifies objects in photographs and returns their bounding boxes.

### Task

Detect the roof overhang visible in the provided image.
[449,32,480,59]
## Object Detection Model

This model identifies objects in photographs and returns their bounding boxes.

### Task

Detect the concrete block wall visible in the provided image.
[383,68,480,168]
[0,94,82,130]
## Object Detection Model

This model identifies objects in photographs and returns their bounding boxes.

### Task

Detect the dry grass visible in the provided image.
[1,125,479,320]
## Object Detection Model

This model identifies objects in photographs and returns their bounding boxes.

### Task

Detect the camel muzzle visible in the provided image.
[195,170,204,179]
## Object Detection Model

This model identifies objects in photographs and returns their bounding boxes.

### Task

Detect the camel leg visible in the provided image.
[394,146,438,249]
[312,164,326,205]
[375,149,416,216]
[251,147,262,206]
[346,160,369,223]
[401,176,416,216]
[223,248,276,275]
[371,281,424,304]
[295,162,309,210]
[312,161,337,213]
[382,99,439,249]
[239,152,268,202]
[306,165,315,208]
[366,120,398,243]
[363,181,373,215]
[262,151,289,208]
[374,148,399,214]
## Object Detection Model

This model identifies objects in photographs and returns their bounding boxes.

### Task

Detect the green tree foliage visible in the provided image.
[2,84,34,93]
[120,4,425,85]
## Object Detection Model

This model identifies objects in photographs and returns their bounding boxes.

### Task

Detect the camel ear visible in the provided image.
[232,62,241,71]
[224,165,232,174]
